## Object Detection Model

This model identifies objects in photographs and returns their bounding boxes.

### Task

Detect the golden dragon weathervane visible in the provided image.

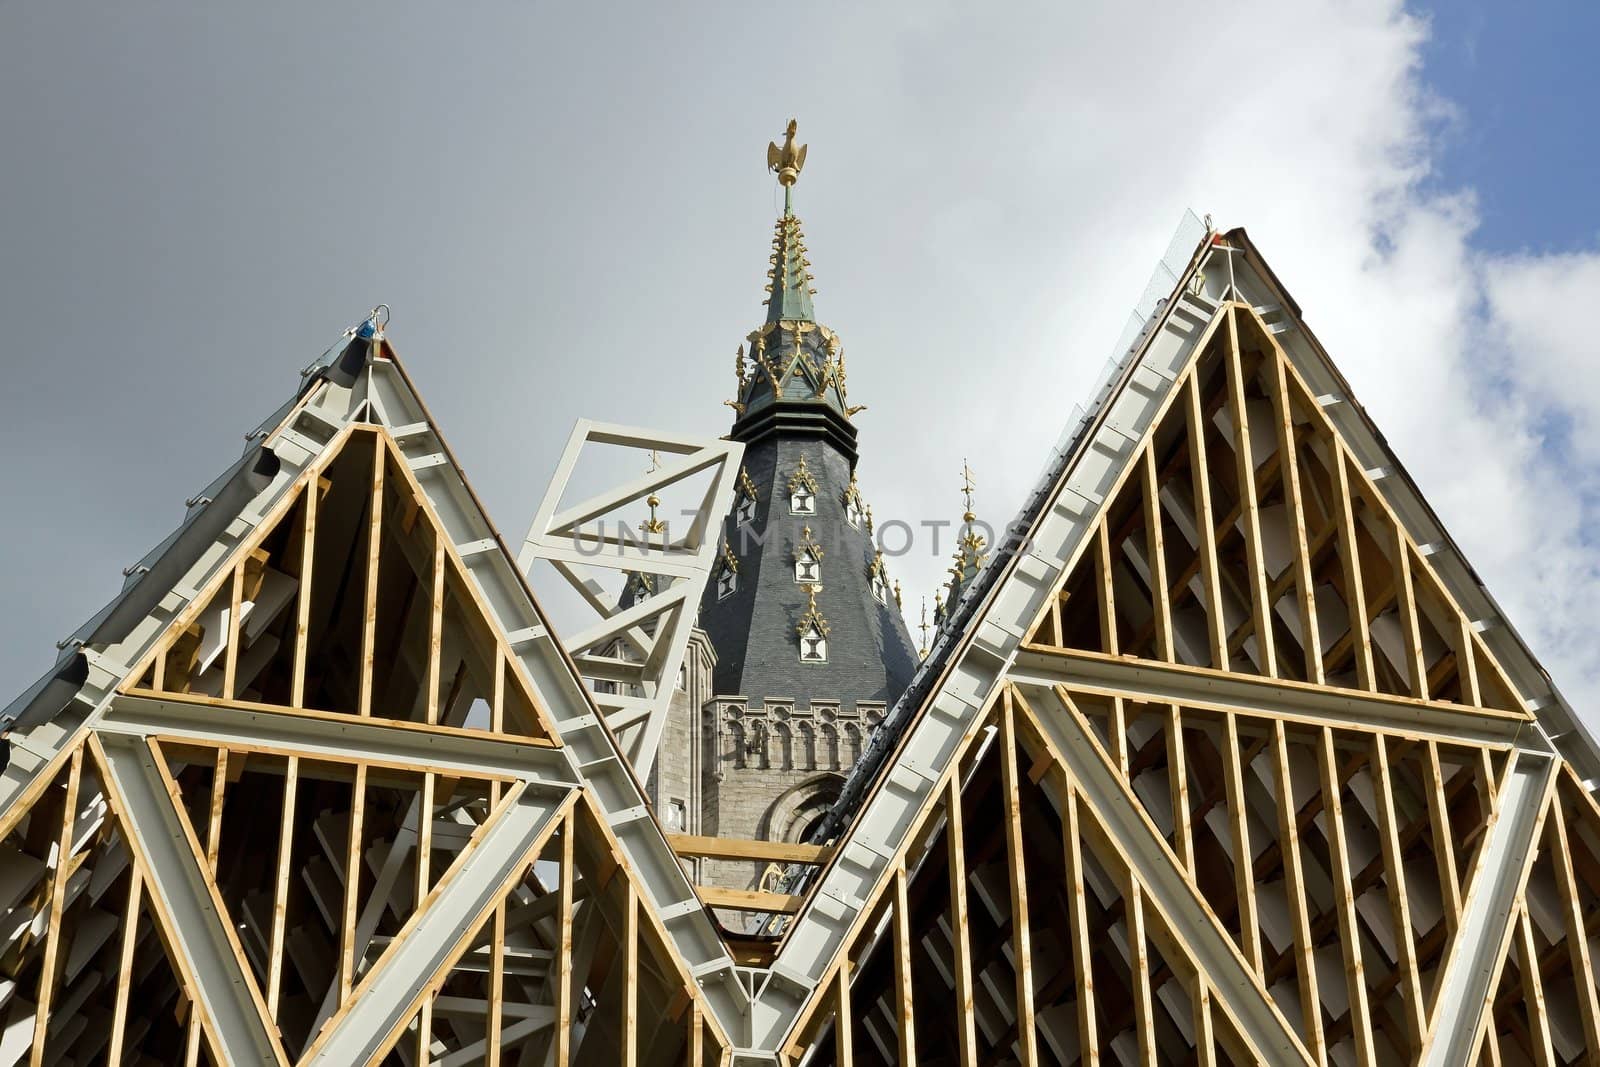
[767,119,808,188]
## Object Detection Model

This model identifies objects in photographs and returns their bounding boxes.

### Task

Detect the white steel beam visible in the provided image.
[301,783,573,1065]
[99,692,580,788]
[1010,646,1539,750]
[1420,749,1557,1067]
[1020,683,1314,1065]
[95,733,286,1066]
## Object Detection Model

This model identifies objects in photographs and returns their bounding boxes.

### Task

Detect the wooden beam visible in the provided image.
[1168,704,1194,875]
[1330,446,1376,691]
[359,433,384,718]
[698,885,805,915]
[293,479,318,708]
[1515,904,1557,1066]
[947,774,979,1067]
[834,957,854,1067]
[1096,524,1119,656]
[340,763,369,1003]
[1126,876,1156,1066]
[1062,786,1100,1065]
[487,898,506,1067]
[625,879,639,1067]
[1267,333,1323,683]
[1548,789,1600,1053]
[107,868,143,1064]
[223,561,245,701]
[1271,721,1324,1058]
[1370,735,1426,1052]
[1000,691,1039,1066]
[1394,538,1428,700]
[1222,711,1262,974]
[30,745,84,1067]
[668,834,832,864]
[556,809,575,1067]
[427,535,445,725]
[1142,447,1175,661]
[892,864,918,1066]
[1425,741,1463,936]
[1224,307,1277,677]
[1186,372,1230,669]
[266,754,298,1018]
[1318,728,1376,1066]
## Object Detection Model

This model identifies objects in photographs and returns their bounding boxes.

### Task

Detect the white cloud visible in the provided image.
[844,0,1600,723]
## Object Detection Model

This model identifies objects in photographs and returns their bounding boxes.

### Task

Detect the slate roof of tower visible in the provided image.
[696,167,918,711]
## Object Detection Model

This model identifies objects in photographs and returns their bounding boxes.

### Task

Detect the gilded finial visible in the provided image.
[767,119,808,190]
[918,597,930,658]
[735,344,747,392]
[960,459,977,523]
[642,450,666,534]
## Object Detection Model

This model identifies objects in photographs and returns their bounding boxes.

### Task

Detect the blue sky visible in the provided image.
[1423,1,1600,254]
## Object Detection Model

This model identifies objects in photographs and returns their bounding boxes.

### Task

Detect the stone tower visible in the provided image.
[649,124,919,892]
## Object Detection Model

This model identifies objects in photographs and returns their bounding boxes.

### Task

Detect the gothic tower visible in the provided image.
[652,123,919,893]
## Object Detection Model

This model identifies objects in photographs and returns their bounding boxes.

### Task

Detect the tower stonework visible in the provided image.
[645,126,918,893]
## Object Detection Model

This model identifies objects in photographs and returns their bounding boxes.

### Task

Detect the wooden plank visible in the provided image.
[1222,712,1262,973]
[667,834,832,864]
[267,755,299,1017]
[697,885,805,915]
[1186,372,1230,669]
[947,774,978,1067]
[107,868,143,1064]
[555,809,575,1067]
[1394,539,1428,699]
[1455,615,1482,707]
[1271,720,1325,1059]
[891,864,918,1066]
[1063,787,1100,1065]
[1000,691,1039,1065]
[1424,741,1463,934]
[1268,341,1322,683]
[834,957,854,1067]
[30,744,84,1067]
[417,771,435,906]
[1168,704,1193,875]
[293,477,319,708]
[1317,728,1376,1066]
[340,763,369,1003]
[1142,447,1175,661]
[624,881,639,1067]
[1516,904,1557,1066]
[1547,789,1600,1053]
[1096,524,1119,655]
[359,433,384,718]
[1330,446,1376,691]
[1370,736,1425,1051]
[1224,308,1277,677]
[487,897,506,1067]
[427,535,445,725]
[223,562,245,701]
[1126,877,1156,1066]
[1194,983,1217,1067]
[206,748,229,872]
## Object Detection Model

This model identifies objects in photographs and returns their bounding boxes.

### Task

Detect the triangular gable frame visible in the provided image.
[0,334,756,1058]
[756,229,1579,1062]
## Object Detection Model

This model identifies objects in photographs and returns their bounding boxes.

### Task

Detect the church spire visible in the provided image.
[763,120,816,324]
[942,460,989,617]
[730,120,858,457]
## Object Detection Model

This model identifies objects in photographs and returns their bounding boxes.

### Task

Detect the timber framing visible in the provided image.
[3,218,1599,1065]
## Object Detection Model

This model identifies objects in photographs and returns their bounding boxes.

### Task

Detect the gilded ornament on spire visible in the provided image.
[767,119,808,188]
[642,450,667,534]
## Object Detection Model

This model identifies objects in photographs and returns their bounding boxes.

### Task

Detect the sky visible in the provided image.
[2,2,1598,728]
